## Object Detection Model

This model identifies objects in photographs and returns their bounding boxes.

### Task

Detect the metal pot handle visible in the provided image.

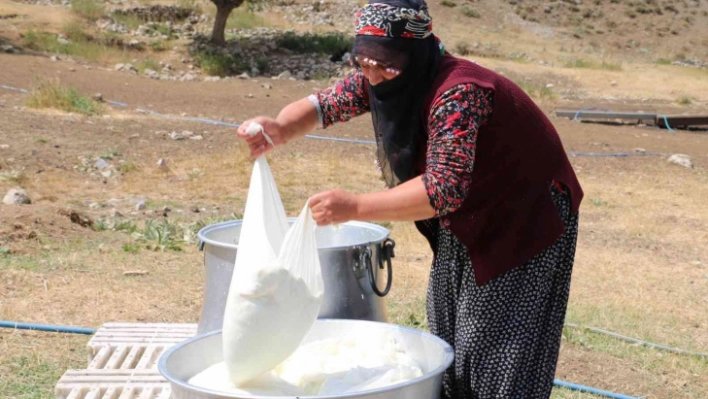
[362,239,395,297]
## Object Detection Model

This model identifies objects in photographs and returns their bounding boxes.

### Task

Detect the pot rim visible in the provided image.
[158,319,455,399]
[197,219,391,251]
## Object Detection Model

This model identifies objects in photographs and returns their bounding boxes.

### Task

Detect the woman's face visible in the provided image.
[354,56,402,85]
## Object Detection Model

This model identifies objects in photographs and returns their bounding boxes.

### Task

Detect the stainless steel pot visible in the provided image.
[197,220,396,334]
[158,319,454,399]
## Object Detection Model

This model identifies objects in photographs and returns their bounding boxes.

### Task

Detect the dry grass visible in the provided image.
[461,56,708,103]
[70,0,106,22]
[26,79,103,116]
[21,27,129,64]
[2,116,707,397]
[1,9,708,396]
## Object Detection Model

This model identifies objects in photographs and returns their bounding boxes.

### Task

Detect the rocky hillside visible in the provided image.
[425,0,708,64]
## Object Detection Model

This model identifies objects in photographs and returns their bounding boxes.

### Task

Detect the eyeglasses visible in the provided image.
[353,56,402,76]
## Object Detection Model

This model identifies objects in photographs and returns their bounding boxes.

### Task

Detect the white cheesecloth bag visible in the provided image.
[222,122,325,386]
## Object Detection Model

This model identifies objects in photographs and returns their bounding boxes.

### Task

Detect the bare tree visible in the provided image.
[210,0,243,45]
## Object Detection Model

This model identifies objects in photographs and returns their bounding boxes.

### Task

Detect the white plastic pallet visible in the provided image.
[55,323,198,399]
[55,370,170,399]
[87,323,197,369]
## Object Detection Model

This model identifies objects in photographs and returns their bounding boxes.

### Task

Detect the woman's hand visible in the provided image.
[236,117,290,158]
[309,189,360,226]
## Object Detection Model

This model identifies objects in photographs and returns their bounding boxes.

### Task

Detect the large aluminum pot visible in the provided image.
[158,319,454,399]
[197,220,396,334]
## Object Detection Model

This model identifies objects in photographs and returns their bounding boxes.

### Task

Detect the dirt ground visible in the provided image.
[1,0,708,397]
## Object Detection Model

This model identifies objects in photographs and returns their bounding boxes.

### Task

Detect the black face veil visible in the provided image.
[353,0,442,187]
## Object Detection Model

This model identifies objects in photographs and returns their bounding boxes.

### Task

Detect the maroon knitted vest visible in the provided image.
[415,54,583,286]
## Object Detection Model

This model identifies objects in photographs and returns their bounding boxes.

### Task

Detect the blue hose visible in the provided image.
[565,323,707,358]
[0,82,679,151]
[660,115,676,133]
[554,379,641,399]
[0,321,95,335]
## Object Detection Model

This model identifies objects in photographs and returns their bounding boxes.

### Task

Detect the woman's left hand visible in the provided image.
[309,189,360,226]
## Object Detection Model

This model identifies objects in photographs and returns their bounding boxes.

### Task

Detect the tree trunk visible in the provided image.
[212,3,235,45]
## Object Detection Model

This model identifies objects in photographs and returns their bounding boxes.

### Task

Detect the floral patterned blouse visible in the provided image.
[310,70,494,217]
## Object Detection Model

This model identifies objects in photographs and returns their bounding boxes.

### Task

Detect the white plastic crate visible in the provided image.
[55,323,198,399]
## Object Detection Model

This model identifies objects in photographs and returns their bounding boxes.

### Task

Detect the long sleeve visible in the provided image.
[422,83,494,216]
[310,70,370,128]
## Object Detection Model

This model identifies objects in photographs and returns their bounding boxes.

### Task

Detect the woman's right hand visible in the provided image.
[236,117,290,158]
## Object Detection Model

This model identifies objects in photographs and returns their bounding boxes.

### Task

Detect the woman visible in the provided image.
[237,0,583,397]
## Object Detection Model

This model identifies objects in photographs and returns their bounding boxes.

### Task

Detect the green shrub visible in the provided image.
[22,29,118,62]
[227,7,268,30]
[111,13,143,30]
[136,58,161,74]
[564,58,593,68]
[26,79,103,116]
[462,7,481,18]
[676,95,693,106]
[276,32,354,55]
[600,61,622,71]
[70,0,106,21]
[149,40,170,52]
[193,51,246,76]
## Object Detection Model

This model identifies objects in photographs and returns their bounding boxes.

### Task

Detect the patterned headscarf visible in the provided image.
[353,0,442,188]
[355,3,433,39]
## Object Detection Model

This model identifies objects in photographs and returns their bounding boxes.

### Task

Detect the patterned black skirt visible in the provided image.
[426,185,579,399]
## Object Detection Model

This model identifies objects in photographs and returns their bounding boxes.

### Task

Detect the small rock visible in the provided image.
[633,148,646,154]
[238,72,251,80]
[3,188,31,205]
[94,158,111,170]
[57,37,69,45]
[101,170,113,178]
[610,81,618,86]
[93,93,103,102]
[247,93,254,98]
[106,198,121,207]
[277,71,292,80]
[545,84,554,89]
[204,76,221,82]
[123,270,148,276]
[668,154,693,168]
[162,206,172,213]
[111,210,124,218]
[144,68,160,79]
[181,131,194,138]
[182,72,198,82]
[261,83,272,90]
[1,44,15,53]
[157,158,169,172]
[189,205,200,213]
[189,135,204,141]
[115,63,125,71]
[136,202,146,211]
[0,144,9,150]
[89,202,101,210]
[296,71,306,80]
[50,55,59,62]
[145,209,156,216]
[170,132,185,140]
